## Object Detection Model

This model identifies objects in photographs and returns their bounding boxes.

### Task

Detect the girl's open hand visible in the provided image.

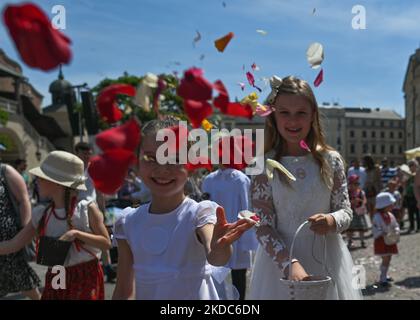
[308,213,336,235]
[211,207,255,251]
[59,229,79,242]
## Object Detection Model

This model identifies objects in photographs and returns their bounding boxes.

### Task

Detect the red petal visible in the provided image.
[185,156,213,172]
[96,84,136,124]
[3,3,72,71]
[177,67,213,101]
[183,100,213,128]
[88,149,136,194]
[246,72,255,86]
[225,103,254,120]
[314,68,324,87]
[218,135,254,170]
[213,80,229,112]
[96,119,141,152]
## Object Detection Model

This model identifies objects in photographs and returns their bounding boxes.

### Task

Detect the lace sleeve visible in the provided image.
[329,152,353,233]
[251,174,288,269]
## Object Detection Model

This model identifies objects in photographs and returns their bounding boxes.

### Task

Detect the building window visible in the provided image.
[362,131,367,138]
[367,120,372,126]
[350,130,354,138]
[350,144,355,154]
[399,145,403,154]
[371,131,376,138]
[390,131,394,139]
[380,131,385,139]
[362,120,366,127]
[390,145,394,154]
[381,145,385,154]
[363,144,368,153]
[399,131,403,139]
[372,145,376,154]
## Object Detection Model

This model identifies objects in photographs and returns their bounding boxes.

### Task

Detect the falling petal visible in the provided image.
[177,67,213,101]
[246,71,262,92]
[222,1,227,8]
[153,77,167,113]
[214,80,253,119]
[256,29,268,36]
[299,140,311,152]
[251,63,260,71]
[96,84,136,124]
[192,30,201,47]
[3,3,72,71]
[201,119,213,132]
[96,119,141,152]
[255,104,273,117]
[266,159,296,181]
[214,32,234,52]
[312,8,316,15]
[314,68,324,87]
[306,42,324,69]
[184,99,213,128]
[199,54,205,61]
[237,82,245,91]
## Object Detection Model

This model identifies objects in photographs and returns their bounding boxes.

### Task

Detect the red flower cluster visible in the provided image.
[3,3,72,71]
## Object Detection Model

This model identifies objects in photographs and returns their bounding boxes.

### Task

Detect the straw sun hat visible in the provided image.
[29,151,87,191]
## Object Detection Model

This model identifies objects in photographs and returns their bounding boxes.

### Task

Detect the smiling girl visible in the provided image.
[112,117,256,300]
[248,76,362,299]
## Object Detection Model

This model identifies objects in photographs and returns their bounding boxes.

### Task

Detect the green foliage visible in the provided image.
[0,132,16,152]
[0,109,9,126]
[92,72,184,125]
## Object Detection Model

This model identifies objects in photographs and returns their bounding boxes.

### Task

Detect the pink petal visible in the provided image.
[314,68,323,87]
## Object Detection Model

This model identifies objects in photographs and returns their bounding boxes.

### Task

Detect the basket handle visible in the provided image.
[287,220,328,280]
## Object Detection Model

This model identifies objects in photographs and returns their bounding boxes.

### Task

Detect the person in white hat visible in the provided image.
[0,151,111,299]
[372,192,400,287]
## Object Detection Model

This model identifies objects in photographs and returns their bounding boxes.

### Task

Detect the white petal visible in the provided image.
[306,42,324,68]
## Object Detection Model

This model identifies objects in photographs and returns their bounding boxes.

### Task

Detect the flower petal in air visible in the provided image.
[96,84,136,124]
[3,3,72,71]
[314,68,324,87]
[177,67,213,101]
[183,99,213,128]
[306,42,324,69]
[88,149,137,194]
[214,32,234,52]
[96,119,141,152]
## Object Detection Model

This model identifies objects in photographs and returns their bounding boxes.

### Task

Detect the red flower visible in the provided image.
[96,119,141,152]
[88,149,136,194]
[3,3,72,71]
[213,80,253,119]
[183,99,213,128]
[217,135,254,170]
[177,67,213,101]
[96,84,136,124]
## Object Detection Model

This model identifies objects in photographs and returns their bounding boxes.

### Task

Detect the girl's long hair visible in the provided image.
[264,76,336,189]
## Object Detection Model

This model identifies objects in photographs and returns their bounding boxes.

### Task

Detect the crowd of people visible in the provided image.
[0,75,418,300]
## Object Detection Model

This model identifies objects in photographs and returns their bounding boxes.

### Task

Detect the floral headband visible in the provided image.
[266,75,283,105]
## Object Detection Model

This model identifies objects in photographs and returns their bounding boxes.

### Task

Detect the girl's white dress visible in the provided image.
[113,197,224,300]
[248,150,362,300]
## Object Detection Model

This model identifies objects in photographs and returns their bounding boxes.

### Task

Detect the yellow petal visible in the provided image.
[201,119,213,132]
[266,159,296,181]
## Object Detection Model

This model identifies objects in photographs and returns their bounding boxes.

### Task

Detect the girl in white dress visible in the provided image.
[112,117,256,300]
[248,76,362,300]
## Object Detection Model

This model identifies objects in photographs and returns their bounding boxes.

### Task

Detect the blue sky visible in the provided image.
[1,0,419,117]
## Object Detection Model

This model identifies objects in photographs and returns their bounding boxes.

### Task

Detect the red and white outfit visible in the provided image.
[32,200,104,300]
[372,211,399,256]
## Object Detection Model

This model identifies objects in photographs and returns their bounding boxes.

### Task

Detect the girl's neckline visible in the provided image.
[148,196,190,216]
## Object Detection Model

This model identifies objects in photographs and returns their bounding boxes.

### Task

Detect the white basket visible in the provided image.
[279,221,332,300]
